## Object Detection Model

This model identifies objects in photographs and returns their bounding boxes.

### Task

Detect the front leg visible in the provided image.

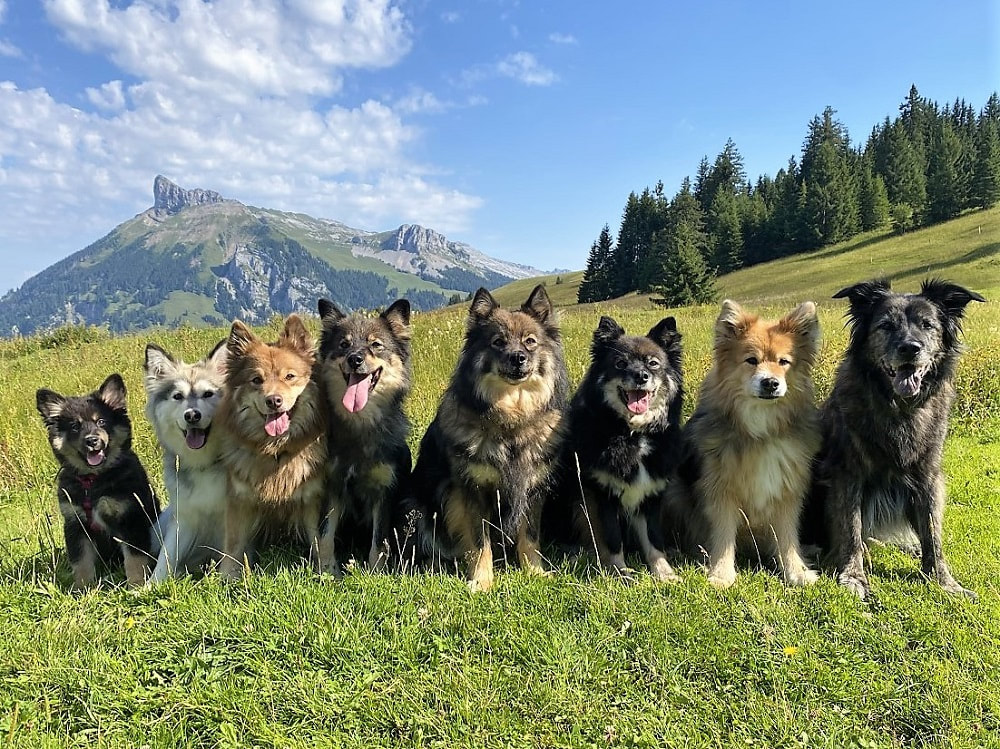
[829,480,870,600]
[704,497,739,589]
[368,497,390,571]
[632,502,678,582]
[595,494,631,576]
[515,491,549,576]
[770,505,817,587]
[65,522,97,589]
[219,496,256,579]
[908,474,975,599]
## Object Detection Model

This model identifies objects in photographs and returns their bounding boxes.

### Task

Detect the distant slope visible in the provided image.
[490,207,999,312]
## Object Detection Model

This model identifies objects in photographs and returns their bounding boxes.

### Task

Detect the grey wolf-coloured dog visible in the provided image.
[315,298,413,574]
[408,285,569,591]
[803,278,985,600]
[144,340,228,581]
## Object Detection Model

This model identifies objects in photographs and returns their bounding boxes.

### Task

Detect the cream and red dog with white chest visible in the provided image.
[667,300,821,588]
[215,315,331,577]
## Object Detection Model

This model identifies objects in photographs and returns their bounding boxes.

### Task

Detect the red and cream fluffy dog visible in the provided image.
[667,300,821,588]
[215,315,331,577]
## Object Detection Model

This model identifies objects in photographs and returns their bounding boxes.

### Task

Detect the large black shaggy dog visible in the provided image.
[804,278,985,600]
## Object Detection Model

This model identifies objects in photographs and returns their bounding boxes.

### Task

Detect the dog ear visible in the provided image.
[144,343,178,389]
[381,299,412,341]
[317,298,346,325]
[98,374,128,412]
[205,338,229,374]
[594,316,625,346]
[521,284,553,324]
[279,314,312,353]
[647,316,680,350]
[832,279,891,313]
[920,278,986,319]
[714,300,750,340]
[36,389,67,425]
[779,302,820,362]
[469,288,498,322]
[228,320,256,358]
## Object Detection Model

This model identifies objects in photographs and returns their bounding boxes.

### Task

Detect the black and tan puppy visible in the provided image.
[409,285,569,591]
[804,278,985,600]
[315,298,413,573]
[554,315,684,581]
[36,374,160,587]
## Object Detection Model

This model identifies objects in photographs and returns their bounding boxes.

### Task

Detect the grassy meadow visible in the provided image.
[1,213,999,747]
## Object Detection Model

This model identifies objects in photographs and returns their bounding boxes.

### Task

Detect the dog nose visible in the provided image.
[637,370,650,385]
[898,341,922,358]
[184,409,202,424]
[85,434,102,449]
[512,351,528,367]
[761,377,780,394]
[347,352,365,369]
[265,394,283,410]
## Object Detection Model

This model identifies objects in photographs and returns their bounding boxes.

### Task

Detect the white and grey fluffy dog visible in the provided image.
[143,340,228,582]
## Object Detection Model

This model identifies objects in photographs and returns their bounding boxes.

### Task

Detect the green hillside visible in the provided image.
[492,206,1000,310]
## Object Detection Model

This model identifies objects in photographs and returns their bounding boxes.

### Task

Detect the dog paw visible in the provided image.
[707,569,737,589]
[467,575,494,594]
[650,559,680,583]
[939,578,977,600]
[784,568,819,587]
[522,563,553,578]
[836,571,870,601]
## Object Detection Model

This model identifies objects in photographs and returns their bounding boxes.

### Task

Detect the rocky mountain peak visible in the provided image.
[380,224,451,255]
[153,175,225,214]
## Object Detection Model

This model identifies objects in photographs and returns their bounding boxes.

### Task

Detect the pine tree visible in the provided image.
[578,225,615,303]
[926,120,964,222]
[973,117,1000,208]
[648,180,716,307]
[859,164,890,231]
[707,188,743,272]
[883,120,927,222]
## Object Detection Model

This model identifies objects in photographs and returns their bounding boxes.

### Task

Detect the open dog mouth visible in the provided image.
[264,411,290,437]
[882,361,928,398]
[342,367,382,413]
[85,448,106,467]
[618,386,655,415]
[183,426,210,450]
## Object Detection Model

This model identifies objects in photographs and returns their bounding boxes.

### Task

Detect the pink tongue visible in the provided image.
[342,373,372,413]
[894,370,922,397]
[265,412,290,437]
[626,391,650,415]
[185,428,207,449]
[87,450,105,466]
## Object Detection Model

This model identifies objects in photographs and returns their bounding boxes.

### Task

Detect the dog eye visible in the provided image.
[70,422,81,433]
[745,356,759,366]
[921,319,934,330]
[779,358,791,367]
[96,418,106,428]
[492,337,506,349]
[370,341,384,353]
[615,359,627,370]
[203,391,214,399]
[172,392,184,401]
[877,320,894,331]
[339,339,351,349]
[523,336,537,349]
[285,372,296,381]
[647,358,660,369]
[252,375,264,385]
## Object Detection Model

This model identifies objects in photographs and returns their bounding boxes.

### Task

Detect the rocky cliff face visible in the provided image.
[153,175,225,215]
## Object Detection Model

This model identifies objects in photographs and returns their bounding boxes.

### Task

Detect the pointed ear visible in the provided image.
[832,279,891,314]
[279,314,312,353]
[318,298,345,324]
[594,316,625,346]
[98,374,128,412]
[714,300,750,341]
[521,284,553,323]
[469,288,498,322]
[381,299,412,341]
[647,316,680,350]
[205,338,229,374]
[36,389,67,425]
[920,278,986,318]
[779,302,820,360]
[228,320,256,358]
[144,343,178,389]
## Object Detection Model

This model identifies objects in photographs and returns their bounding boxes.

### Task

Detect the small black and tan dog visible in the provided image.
[804,278,986,600]
[552,315,684,581]
[315,298,413,573]
[36,374,160,587]
[409,285,569,591]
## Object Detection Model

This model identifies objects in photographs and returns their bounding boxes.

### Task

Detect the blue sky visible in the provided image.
[0,1,997,294]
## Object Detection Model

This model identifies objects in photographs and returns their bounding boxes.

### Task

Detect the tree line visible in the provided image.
[578,86,1000,306]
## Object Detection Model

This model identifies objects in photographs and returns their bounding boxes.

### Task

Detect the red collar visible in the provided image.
[74,474,100,530]
[76,474,98,490]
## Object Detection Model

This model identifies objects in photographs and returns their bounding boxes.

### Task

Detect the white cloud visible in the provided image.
[0,1,484,279]
[0,39,19,57]
[395,87,449,115]
[497,52,558,86]
[549,32,577,45]
[440,11,459,23]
